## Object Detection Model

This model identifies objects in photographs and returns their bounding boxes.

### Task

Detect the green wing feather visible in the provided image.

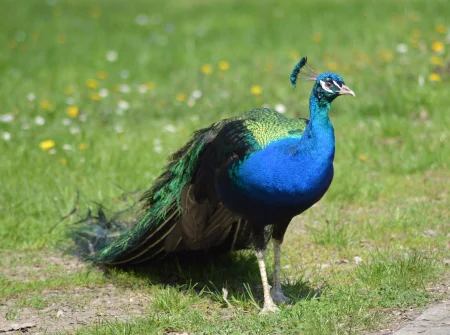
[71,108,308,265]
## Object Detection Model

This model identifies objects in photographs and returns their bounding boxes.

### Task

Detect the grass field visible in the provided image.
[1,0,449,334]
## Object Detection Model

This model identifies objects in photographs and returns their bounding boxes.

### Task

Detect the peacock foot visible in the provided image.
[270,288,289,304]
[260,301,279,314]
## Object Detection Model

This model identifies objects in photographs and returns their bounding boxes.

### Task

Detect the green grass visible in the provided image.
[1,0,449,333]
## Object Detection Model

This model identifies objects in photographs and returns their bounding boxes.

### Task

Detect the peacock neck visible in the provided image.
[302,92,335,143]
[309,92,331,126]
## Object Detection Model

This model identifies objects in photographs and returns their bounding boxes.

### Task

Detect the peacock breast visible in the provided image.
[232,136,334,208]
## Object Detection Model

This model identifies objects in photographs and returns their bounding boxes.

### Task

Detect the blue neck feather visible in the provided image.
[303,90,335,145]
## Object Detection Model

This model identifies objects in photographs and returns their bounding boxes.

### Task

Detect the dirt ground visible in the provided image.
[1,255,151,334]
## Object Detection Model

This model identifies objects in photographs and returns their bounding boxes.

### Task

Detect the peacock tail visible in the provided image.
[72,108,309,265]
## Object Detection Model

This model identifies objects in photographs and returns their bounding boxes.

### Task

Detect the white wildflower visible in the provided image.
[118,84,131,93]
[63,144,73,151]
[66,97,75,105]
[138,85,147,94]
[34,116,45,126]
[99,88,109,98]
[0,114,14,123]
[27,93,36,102]
[106,50,118,62]
[62,118,71,126]
[122,144,128,151]
[135,14,149,26]
[191,90,202,99]
[187,97,196,107]
[114,124,123,133]
[79,113,87,122]
[353,256,363,265]
[275,104,286,113]
[15,31,26,42]
[396,43,408,53]
[418,76,424,87]
[2,132,11,141]
[164,124,176,133]
[165,23,175,34]
[22,122,30,130]
[118,100,130,110]
[70,126,80,134]
[120,70,130,79]
[48,149,57,155]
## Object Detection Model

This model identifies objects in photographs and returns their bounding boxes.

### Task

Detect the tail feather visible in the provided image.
[71,125,217,265]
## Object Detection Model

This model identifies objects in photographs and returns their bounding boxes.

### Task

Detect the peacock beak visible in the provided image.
[338,85,355,97]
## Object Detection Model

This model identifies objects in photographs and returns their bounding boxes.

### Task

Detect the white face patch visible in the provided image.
[320,80,334,93]
[332,80,342,90]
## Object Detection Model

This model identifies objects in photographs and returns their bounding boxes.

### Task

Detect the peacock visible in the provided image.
[72,57,355,313]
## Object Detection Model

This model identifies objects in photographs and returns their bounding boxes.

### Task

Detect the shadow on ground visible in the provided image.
[101,250,317,307]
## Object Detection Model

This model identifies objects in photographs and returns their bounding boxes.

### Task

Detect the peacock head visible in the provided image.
[290,57,355,102]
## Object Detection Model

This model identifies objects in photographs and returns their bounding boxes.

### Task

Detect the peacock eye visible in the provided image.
[326,82,332,88]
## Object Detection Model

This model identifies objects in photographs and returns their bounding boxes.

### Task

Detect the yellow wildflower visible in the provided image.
[59,158,67,165]
[358,154,368,162]
[40,100,52,110]
[326,61,338,71]
[429,73,441,82]
[53,7,62,16]
[431,56,443,66]
[56,33,67,44]
[66,106,79,118]
[32,32,40,41]
[312,32,323,43]
[8,41,17,49]
[86,78,98,89]
[435,24,446,34]
[408,12,420,22]
[97,71,108,80]
[90,7,101,19]
[431,41,444,53]
[218,61,230,71]
[146,81,155,89]
[411,29,421,39]
[78,143,88,150]
[201,64,213,75]
[378,49,394,62]
[264,62,274,72]
[176,93,186,102]
[64,86,74,95]
[250,85,262,95]
[289,51,299,60]
[40,140,55,151]
[91,92,101,101]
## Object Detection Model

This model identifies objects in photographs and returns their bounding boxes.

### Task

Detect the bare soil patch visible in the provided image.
[1,284,151,334]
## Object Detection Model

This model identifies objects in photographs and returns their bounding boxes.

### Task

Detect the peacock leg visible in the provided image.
[255,249,278,313]
[271,239,289,304]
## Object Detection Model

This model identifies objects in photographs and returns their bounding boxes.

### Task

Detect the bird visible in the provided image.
[72,57,355,313]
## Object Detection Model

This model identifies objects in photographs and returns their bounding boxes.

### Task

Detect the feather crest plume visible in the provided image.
[290,57,319,87]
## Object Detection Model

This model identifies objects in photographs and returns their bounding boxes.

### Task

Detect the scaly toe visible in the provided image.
[271,289,289,304]
[259,303,279,314]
